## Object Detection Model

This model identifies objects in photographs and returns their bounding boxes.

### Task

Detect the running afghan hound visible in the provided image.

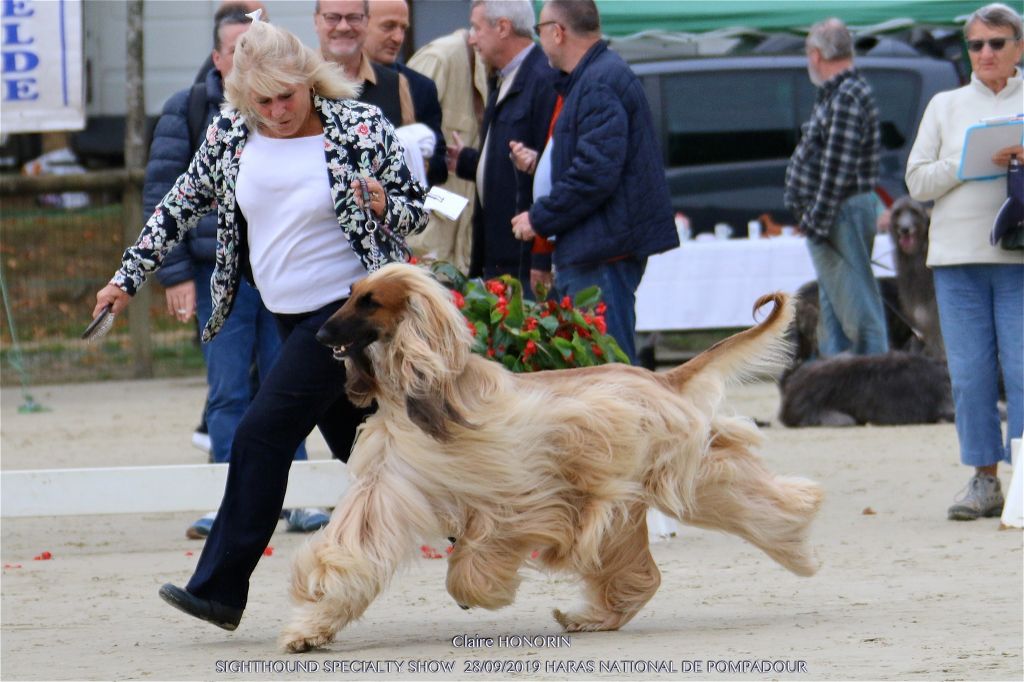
[281,263,822,653]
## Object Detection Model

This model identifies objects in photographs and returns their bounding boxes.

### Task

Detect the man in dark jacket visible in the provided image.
[147,5,319,538]
[364,0,447,186]
[512,0,678,363]
[447,0,559,291]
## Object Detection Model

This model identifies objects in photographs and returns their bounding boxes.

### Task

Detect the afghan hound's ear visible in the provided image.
[344,348,378,407]
[405,393,473,442]
[393,273,476,441]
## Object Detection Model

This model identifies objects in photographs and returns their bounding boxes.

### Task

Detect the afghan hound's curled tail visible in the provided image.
[665,292,794,398]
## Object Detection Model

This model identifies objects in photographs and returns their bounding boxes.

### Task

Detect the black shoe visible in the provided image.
[158,583,242,631]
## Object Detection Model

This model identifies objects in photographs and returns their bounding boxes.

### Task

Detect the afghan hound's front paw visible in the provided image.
[280,626,334,653]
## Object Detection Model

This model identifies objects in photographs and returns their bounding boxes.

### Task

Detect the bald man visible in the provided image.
[364,0,447,186]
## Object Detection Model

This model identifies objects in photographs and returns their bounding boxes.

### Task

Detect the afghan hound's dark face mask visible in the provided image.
[316,297,380,361]
[315,276,409,360]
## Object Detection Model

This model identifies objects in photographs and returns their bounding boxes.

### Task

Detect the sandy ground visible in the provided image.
[1,376,1021,681]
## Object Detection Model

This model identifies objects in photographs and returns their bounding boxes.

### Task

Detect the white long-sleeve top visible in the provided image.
[905,69,1023,267]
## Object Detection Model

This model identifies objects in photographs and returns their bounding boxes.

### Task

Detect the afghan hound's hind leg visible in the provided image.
[553,503,661,632]
[280,472,433,653]
[681,445,822,577]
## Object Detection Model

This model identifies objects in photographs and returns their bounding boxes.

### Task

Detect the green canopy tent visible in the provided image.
[589,0,986,36]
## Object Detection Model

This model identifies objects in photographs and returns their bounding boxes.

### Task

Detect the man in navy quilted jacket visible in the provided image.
[146,4,323,538]
[511,0,678,364]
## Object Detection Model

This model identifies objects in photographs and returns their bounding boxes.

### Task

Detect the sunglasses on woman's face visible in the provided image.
[966,37,1017,52]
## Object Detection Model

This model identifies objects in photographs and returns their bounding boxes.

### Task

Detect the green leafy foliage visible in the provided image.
[428,261,629,372]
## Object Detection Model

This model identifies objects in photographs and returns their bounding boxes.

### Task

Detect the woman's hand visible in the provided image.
[94,284,131,318]
[992,145,1024,168]
[509,140,538,174]
[350,178,387,218]
[164,281,196,322]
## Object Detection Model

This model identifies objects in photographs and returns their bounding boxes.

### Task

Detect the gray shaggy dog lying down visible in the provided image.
[779,352,954,427]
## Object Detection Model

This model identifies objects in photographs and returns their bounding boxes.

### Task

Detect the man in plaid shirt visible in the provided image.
[785,17,888,357]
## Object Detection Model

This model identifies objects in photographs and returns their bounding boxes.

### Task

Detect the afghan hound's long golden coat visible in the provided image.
[282,263,822,653]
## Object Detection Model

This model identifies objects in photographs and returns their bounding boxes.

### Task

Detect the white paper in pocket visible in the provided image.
[424,187,470,221]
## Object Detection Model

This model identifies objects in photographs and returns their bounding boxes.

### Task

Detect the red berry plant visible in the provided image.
[430,262,629,372]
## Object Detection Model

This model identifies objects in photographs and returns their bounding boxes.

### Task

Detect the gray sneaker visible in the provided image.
[948,473,1004,521]
[186,511,217,539]
[285,507,330,533]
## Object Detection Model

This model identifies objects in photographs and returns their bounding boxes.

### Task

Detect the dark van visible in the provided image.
[626,51,962,235]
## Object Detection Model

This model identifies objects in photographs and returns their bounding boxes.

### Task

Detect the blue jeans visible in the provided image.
[187,298,373,609]
[933,264,1023,468]
[806,191,889,357]
[555,257,646,364]
[194,263,307,464]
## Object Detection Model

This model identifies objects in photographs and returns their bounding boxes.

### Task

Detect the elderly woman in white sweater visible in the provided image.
[906,2,1023,522]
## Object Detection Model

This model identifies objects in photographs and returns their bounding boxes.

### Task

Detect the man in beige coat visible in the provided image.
[407,29,489,272]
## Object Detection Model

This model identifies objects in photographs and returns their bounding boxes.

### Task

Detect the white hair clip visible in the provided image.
[246,8,263,22]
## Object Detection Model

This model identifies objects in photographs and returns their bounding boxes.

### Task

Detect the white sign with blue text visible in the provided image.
[2,0,84,133]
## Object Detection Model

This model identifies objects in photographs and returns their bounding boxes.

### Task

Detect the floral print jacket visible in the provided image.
[112,95,427,342]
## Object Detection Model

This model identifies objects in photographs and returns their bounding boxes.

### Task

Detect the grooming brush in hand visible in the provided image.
[82,304,115,342]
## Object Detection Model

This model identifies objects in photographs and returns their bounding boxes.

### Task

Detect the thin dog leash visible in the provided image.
[355,176,412,271]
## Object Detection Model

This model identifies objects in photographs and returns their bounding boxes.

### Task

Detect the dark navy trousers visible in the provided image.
[186,298,373,609]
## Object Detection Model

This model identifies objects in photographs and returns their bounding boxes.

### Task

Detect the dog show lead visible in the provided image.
[91,11,426,631]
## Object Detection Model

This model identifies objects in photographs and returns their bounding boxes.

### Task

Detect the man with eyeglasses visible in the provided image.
[510,0,678,363]
[314,0,414,130]
[446,0,559,295]
[363,0,447,187]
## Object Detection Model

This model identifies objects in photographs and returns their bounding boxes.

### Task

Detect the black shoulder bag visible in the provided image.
[991,155,1024,250]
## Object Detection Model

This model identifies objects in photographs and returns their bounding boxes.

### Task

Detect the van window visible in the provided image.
[796,69,920,150]
[661,70,800,167]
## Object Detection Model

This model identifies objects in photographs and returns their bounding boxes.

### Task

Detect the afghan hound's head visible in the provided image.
[316,263,475,440]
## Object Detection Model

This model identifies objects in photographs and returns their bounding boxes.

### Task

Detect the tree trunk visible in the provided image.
[124,0,152,377]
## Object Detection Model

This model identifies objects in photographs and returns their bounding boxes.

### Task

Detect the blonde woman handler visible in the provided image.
[93,14,426,629]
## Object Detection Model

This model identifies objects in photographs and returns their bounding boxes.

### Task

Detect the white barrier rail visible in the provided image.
[0,460,349,518]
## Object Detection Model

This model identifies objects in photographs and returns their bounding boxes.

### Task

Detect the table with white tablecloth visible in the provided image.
[635,235,895,331]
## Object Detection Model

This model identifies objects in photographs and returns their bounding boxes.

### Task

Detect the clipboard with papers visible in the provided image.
[958,115,1024,181]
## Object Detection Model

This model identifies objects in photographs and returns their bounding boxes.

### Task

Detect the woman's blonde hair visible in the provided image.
[224,18,360,128]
